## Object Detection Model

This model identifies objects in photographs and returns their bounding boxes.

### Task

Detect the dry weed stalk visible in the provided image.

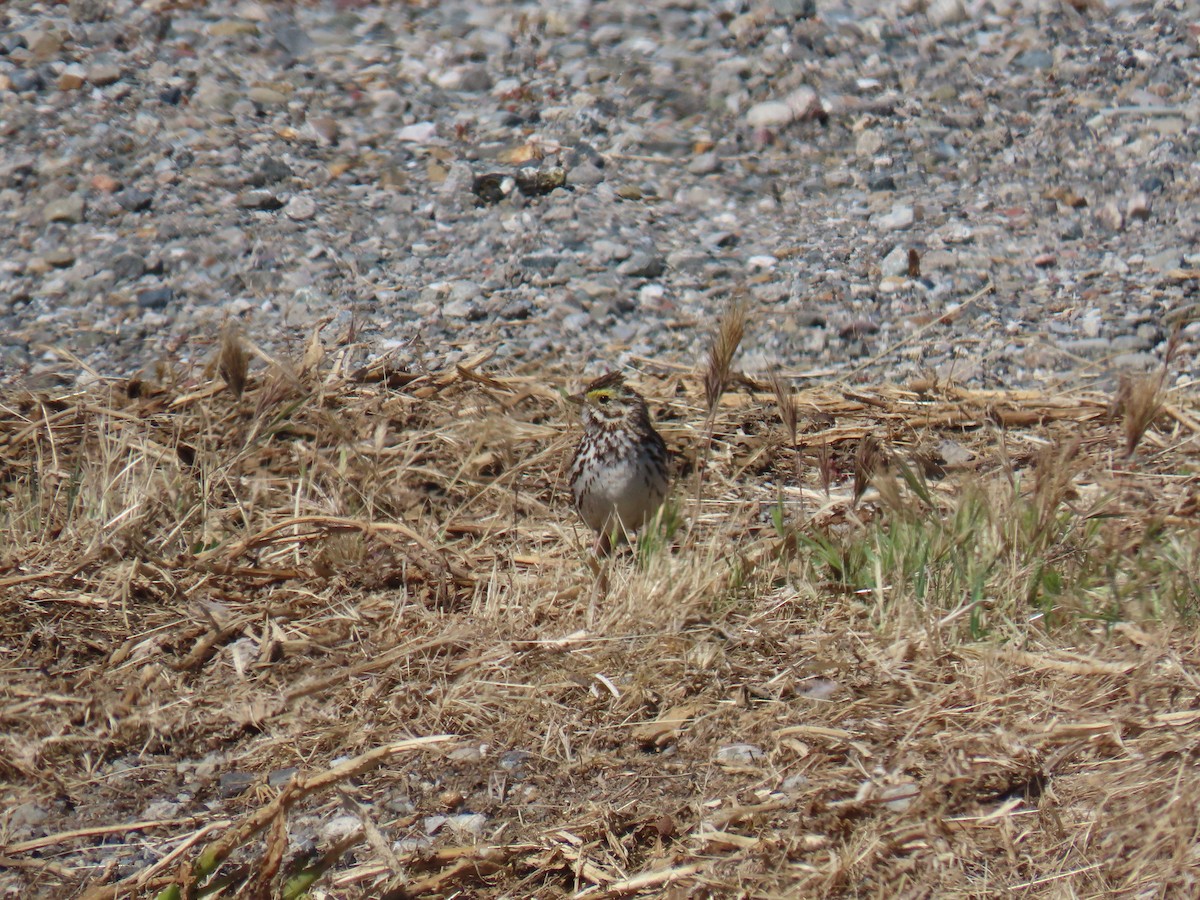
[695,299,747,505]
[1115,372,1166,459]
[769,370,804,514]
[768,371,797,447]
[702,297,747,420]
[218,322,249,398]
[852,433,885,507]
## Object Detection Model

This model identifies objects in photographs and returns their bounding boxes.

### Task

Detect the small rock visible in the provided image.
[499,750,532,771]
[45,248,75,268]
[457,65,493,92]
[715,743,765,765]
[236,190,283,210]
[566,161,604,186]
[881,245,909,277]
[619,252,666,278]
[9,801,49,831]
[209,19,259,37]
[856,130,885,158]
[746,100,793,129]
[443,298,485,320]
[880,782,919,812]
[687,151,722,176]
[396,122,437,143]
[268,768,299,788]
[284,195,317,221]
[1112,351,1158,371]
[666,249,710,273]
[10,70,44,92]
[927,0,967,26]
[1059,337,1111,358]
[1014,49,1054,71]
[447,813,488,837]
[248,86,288,105]
[0,34,28,55]
[44,195,85,224]
[111,252,146,281]
[116,189,153,212]
[57,66,87,91]
[1033,253,1057,268]
[137,286,174,309]
[798,678,840,700]
[1144,248,1186,272]
[309,116,339,144]
[217,771,256,797]
[423,815,448,835]
[248,158,294,186]
[87,63,122,86]
[1096,201,1124,231]
[593,240,630,263]
[872,204,914,231]
[1126,192,1151,222]
[840,318,879,338]
[91,173,122,193]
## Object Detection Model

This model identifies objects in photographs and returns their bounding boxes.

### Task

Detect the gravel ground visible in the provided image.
[1,0,1199,392]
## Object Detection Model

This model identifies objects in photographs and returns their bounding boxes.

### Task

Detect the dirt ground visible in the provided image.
[3,349,1200,898]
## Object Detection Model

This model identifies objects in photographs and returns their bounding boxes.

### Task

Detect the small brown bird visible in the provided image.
[568,372,670,555]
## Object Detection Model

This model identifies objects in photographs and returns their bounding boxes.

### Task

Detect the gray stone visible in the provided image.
[872,205,914,232]
[1014,49,1054,71]
[715,743,765,765]
[1144,248,1186,272]
[880,245,909,278]
[687,151,722,176]
[87,63,122,86]
[566,161,604,186]
[116,189,153,212]
[44,195,85,224]
[284,195,317,221]
[45,248,76,268]
[236,190,284,210]
[217,771,256,797]
[137,287,175,309]
[619,252,666,278]
[111,253,146,282]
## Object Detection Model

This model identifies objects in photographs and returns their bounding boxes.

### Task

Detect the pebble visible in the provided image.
[44,195,85,224]
[45,248,76,268]
[715,743,765,765]
[872,205,915,232]
[687,152,722,176]
[88,64,122,86]
[880,245,909,278]
[1126,193,1151,222]
[137,287,174,309]
[236,190,284,210]
[217,771,255,798]
[111,253,146,281]
[116,189,154,212]
[1096,201,1124,231]
[396,122,437,143]
[284,195,317,221]
[619,252,666,278]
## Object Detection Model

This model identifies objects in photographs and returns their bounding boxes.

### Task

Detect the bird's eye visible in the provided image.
[597,394,610,404]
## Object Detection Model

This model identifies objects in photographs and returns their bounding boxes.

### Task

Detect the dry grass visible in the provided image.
[2,346,1200,898]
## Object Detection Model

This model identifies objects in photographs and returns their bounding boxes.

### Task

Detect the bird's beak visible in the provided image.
[566,390,585,407]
